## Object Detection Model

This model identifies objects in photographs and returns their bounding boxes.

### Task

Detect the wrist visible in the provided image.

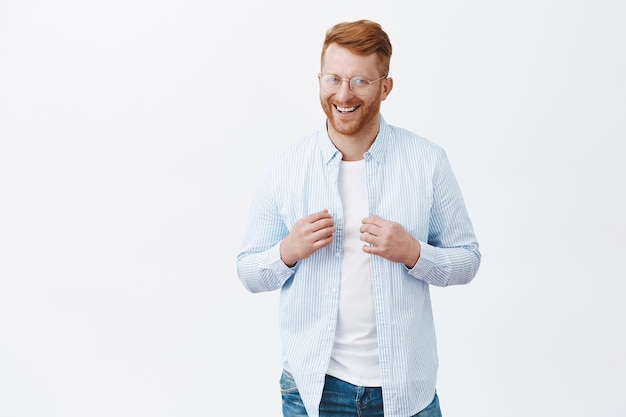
[280,241,297,267]
[404,240,421,269]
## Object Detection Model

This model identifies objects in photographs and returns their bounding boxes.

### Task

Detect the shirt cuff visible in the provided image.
[268,242,296,277]
[406,241,437,279]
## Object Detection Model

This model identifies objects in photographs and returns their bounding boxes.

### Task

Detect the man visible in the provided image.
[237,19,480,417]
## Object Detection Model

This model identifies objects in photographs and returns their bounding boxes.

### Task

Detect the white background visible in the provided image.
[1,1,625,416]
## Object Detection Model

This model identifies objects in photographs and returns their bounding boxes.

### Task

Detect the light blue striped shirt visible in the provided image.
[237,115,480,417]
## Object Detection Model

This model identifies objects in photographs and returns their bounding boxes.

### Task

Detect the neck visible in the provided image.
[328,117,380,161]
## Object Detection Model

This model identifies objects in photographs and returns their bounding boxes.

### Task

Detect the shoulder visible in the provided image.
[385,123,446,160]
[276,130,320,158]
[261,129,323,180]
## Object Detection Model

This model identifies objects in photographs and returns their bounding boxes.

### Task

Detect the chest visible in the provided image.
[276,159,433,240]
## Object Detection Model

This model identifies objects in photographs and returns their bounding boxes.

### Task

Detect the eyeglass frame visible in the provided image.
[319,73,388,96]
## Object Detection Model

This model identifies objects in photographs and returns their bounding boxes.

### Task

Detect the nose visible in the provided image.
[334,79,353,100]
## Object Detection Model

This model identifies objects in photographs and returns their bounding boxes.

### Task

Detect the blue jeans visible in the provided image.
[280,370,442,417]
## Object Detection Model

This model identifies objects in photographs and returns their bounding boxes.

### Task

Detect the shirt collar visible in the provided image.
[318,114,390,165]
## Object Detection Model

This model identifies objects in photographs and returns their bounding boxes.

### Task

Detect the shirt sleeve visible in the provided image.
[407,150,481,286]
[236,165,295,293]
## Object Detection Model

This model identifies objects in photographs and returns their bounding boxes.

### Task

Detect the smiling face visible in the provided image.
[319,43,392,142]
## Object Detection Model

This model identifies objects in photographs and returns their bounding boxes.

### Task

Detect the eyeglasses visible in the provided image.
[320,74,387,96]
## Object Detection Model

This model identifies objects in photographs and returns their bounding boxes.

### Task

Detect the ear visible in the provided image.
[381,77,393,101]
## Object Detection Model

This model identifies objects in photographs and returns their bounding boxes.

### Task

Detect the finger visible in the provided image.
[312,224,336,242]
[361,215,385,226]
[360,223,380,236]
[311,232,334,249]
[310,217,335,233]
[362,244,377,254]
[307,209,333,223]
[360,232,378,245]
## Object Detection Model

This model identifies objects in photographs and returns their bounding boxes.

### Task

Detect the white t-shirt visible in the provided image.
[327,159,381,387]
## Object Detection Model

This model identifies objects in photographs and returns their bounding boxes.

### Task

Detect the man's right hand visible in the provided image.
[280,210,336,267]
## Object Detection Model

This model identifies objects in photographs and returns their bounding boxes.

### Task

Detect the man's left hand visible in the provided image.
[360,215,421,268]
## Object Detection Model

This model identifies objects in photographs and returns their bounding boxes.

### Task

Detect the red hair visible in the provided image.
[321,20,393,76]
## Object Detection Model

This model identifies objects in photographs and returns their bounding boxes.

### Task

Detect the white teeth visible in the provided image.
[336,105,357,113]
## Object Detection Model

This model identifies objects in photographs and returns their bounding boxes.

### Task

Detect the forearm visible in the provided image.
[409,149,480,286]
[407,241,481,287]
[237,242,294,293]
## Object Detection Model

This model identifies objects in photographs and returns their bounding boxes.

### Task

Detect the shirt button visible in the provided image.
[335,252,340,257]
